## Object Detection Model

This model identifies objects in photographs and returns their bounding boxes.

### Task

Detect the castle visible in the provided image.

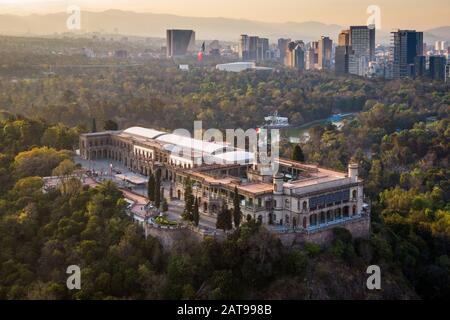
[79,126,370,244]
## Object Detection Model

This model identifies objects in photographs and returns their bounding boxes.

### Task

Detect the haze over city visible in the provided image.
[0,0,449,307]
[0,0,449,30]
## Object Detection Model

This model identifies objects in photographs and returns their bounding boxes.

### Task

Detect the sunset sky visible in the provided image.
[0,0,449,30]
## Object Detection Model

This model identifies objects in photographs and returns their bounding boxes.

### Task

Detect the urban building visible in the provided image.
[285,41,305,70]
[216,62,272,72]
[239,34,250,60]
[248,36,259,61]
[435,41,446,54]
[114,50,128,59]
[306,41,319,70]
[318,36,333,70]
[348,25,376,76]
[414,56,426,78]
[278,38,291,64]
[446,61,450,83]
[392,30,424,78]
[429,56,447,81]
[240,35,271,62]
[79,127,370,243]
[166,29,196,58]
[338,30,350,46]
[335,45,352,75]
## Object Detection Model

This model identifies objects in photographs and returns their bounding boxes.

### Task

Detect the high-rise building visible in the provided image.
[446,62,450,83]
[258,38,270,62]
[335,45,352,75]
[414,56,426,78]
[429,56,447,81]
[435,41,446,54]
[248,36,259,61]
[338,30,350,46]
[239,35,250,60]
[392,30,424,79]
[166,29,196,58]
[278,38,291,64]
[306,41,319,70]
[348,26,376,76]
[285,41,305,70]
[318,36,332,70]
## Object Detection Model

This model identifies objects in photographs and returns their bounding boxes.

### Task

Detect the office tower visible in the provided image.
[239,35,250,60]
[166,29,195,58]
[429,56,447,81]
[338,30,350,46]
[435,41,446,54]
[318,36,332,70]
[258,38,270,62]
[278,38,291,64]
[414,56,426,78]
[285,41,305,70]
[392,30,424,79]
[306,41,319,70]
[446,62,450,83]
[335,45,352,75]
[348,26,376,76]
[248,36,259,61]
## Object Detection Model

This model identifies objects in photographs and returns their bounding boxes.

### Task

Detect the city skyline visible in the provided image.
[0,0,449,31]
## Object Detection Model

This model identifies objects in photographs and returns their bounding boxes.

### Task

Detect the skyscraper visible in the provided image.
[166,29,196,58]
[239,35,250,61]
[392,30,424,79]
[348,25,376,76]
[414,56,426,78]
[335,45,353,75]
[258,38,270,62]
[248,36,259,61]
[318,36,332,70]
[285,41,305,70]
[429,56,447,81]
[306,41,319,70]
[278,38,291,64]
[338,30,350,46]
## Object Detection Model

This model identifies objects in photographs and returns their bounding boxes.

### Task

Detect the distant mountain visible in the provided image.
[424,27,450,44]
[0,10,448,45]
[0,10,343,42]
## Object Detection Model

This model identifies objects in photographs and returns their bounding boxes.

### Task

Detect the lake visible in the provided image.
[282,113,356,144]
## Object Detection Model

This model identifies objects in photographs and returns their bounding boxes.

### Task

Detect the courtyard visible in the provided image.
[74,156,219,232]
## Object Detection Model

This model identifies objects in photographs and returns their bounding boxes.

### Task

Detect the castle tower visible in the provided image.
[348,163,359,183]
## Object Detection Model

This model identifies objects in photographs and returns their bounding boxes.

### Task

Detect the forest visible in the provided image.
[0,36,449,299]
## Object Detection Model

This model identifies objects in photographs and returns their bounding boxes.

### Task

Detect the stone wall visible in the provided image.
[278,216,371,247]
[145,225,226,250]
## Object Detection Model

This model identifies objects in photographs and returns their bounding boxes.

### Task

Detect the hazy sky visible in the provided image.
[0,0,449,30]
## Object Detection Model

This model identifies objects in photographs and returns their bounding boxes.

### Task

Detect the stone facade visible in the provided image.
[79,127,371,243]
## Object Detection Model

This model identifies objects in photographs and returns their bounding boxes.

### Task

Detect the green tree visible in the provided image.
[147,173,155,202]
[161,198,169,212]
[182,177,194,221]
[292,144,305,162]
[216,201,232,232]
[104,120,119,131]
[154,169,161,209]
[232,187,242,228]
[14,147,71,178]
[192,198,199,227]
[91,118,97,133]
